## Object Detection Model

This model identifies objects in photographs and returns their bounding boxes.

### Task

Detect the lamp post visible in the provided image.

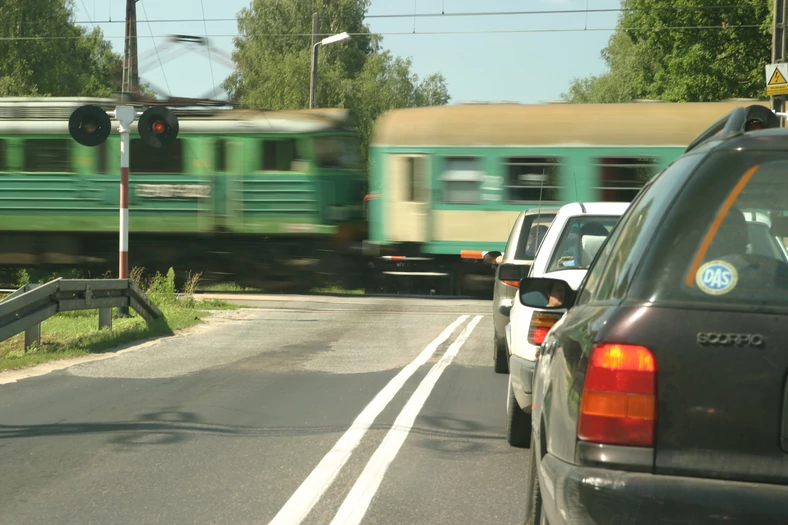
[309,32,351,109]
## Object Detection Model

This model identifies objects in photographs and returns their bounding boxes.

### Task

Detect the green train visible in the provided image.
[0,97,368,290]
[364,99,771,294]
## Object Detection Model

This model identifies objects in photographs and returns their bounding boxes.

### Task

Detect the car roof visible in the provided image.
[522,206,561,217]
[555,201,631,218]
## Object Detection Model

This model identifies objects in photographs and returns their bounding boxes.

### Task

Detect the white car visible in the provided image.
[504,201,631,447]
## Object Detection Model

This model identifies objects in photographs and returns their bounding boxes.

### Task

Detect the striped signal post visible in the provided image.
[115,105,136,317]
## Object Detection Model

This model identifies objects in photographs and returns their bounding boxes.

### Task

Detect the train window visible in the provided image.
[23,139,72,172]
[0,139,5,171]
[215,139,227,172]
[504,157,561,203]
[595,157,656,202]
[405,156,428,203]
[441,157,481,204]
[314,136,363,169]
[261,138,299,171]
[130,138,183,173]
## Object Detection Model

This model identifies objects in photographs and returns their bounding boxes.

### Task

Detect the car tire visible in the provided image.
[506,373,532,448]
[524,442,545,525]
[493,335,509,374]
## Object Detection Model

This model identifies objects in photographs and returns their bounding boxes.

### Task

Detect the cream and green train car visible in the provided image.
[364,100,770,295]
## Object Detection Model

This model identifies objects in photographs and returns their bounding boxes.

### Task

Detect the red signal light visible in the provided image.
[152,120,166,134]
[83,119,98,134]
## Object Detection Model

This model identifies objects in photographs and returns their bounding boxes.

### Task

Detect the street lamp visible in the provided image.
[309,31,351,109]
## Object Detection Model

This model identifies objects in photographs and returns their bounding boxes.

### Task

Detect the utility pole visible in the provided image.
[118,0,139,316]
[122,0,139,95]
[772,0,786,120]
[309,12,319,109]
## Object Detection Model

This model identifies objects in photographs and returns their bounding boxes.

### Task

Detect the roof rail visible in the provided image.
[685,104,781,153]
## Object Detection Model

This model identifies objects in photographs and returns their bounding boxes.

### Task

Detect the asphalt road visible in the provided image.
[0,295,531,525]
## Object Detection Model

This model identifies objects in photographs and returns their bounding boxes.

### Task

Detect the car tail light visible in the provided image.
[578,344,657,447]
[527,312,562,345]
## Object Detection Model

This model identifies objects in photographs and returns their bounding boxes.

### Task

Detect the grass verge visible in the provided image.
[310,286,365,295]
[0,267,240,373]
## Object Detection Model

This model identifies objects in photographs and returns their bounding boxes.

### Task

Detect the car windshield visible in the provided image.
[631,152,788,309]
[546,215,621,272]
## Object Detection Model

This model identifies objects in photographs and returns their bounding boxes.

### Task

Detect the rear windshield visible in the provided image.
[631,151,788,309]
[546,215,621,272]
[513,212,556,260]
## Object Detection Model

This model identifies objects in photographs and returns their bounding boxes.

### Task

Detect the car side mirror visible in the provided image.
[518,277,573,309]
[483,251,503,266]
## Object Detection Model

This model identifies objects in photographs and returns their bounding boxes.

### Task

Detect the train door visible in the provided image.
[385,154,430,243]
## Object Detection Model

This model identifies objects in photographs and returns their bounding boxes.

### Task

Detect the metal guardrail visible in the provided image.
[0,279,163,349]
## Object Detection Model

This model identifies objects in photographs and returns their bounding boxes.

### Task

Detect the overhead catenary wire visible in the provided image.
[0,24,763,42]
[57,5,764,25]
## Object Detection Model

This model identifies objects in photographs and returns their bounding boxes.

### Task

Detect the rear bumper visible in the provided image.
[540,452,788,525]
[509,355,535,412]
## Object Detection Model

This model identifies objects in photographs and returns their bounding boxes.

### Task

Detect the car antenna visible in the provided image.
[531,170,546,257]
[573,172,586,213]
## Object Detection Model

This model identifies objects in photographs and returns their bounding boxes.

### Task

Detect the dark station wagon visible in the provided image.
[519,105,788,524]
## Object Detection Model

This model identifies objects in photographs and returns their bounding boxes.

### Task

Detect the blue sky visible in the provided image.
[72,0,622,104]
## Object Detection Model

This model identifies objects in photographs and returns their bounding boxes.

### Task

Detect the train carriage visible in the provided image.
[364,99,771,295]
[0,97,368,290]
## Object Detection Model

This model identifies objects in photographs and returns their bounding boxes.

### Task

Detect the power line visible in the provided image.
[78,0,96,30]
[0,24,763,42]
[139,0,172,95]
[200,0,218,100]
[57,5,764,26]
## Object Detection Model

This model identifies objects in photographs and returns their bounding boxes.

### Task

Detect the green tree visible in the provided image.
[0,0,153,98]
[223,0,451,159]
[562,0,772,103]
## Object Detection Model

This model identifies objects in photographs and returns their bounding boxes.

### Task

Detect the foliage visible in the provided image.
[0,0,155,98]
[561,0,772,103]
[223,0,451,159]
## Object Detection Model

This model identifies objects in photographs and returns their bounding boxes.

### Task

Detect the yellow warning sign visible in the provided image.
[766,64,788,96]
[769,68,787,86]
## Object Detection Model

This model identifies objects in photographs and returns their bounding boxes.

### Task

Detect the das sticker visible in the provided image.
[695,260,738,295]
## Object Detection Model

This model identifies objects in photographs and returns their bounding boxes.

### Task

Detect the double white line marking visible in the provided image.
[269,314,483,525]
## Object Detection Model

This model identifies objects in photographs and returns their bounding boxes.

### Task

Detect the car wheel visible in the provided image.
[524,441,545,525]
[506,373,532,448]
[493,335,509,374]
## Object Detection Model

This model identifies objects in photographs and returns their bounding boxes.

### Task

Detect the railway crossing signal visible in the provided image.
[68,105,112,147]
[67,104,180,148]
[138,107,179,148]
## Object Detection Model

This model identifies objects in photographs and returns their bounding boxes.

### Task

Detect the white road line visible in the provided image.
[268,314,470,525]
[329,315,484,525]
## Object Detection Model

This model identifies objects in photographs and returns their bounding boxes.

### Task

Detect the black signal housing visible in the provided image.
[138,107,179,148]
[68,105,112,147]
